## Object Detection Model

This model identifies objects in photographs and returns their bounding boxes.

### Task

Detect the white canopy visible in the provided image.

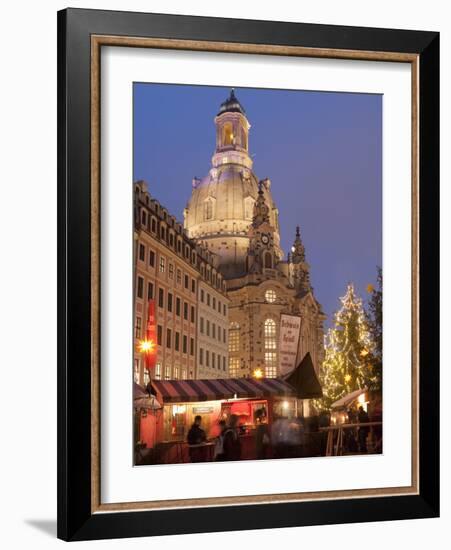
[331,388,367,410]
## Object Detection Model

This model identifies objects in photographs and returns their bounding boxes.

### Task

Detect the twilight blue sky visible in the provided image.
[133,83,382,326]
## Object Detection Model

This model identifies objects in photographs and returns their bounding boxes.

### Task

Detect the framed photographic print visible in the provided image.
[57,8,439,541]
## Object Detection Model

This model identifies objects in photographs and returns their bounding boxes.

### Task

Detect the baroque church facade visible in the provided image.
[184,90,326,378]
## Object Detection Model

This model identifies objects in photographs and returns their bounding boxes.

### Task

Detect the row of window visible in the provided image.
[198,348,227,371]
[137,226,225,292]
[134,359,151,385]
[139,209,195,263]
[200,288,227,316]
[138,246,198,293]
[156,327,195,355]
[199,317,227,343]
[228,319,278,378]
[153,362,190,381]
[228,356,277,379]
[136,283,196,322]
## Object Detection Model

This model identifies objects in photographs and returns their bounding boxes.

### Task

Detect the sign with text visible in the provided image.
[278,314,301,376]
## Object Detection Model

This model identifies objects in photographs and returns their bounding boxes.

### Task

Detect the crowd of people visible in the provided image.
[186,404,378,462]
[186,410,309,462]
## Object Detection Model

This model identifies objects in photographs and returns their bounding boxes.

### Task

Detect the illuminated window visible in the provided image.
[155,363,162,380]
[264,352,277,378]
[135,317,142,338]
[164,365,171,380]
[173,366,179,379]
[159,256,165,273]
[223,122,233,145]
[134,359,140,383]
[265,289,277,303]
[168,263,174,278]
[229,357,240,377]
[264,319,278,377]
[229,322,240,353]
[264,319,277,347]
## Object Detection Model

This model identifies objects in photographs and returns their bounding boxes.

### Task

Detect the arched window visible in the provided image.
[265,289,277,303]
[264,319,277,378]
[229,322,240,353]
[223,122,233,146]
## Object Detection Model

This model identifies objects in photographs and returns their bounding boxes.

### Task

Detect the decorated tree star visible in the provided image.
[314,282,376,412]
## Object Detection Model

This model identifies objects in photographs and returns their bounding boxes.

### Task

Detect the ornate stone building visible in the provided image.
[184,90,326,378]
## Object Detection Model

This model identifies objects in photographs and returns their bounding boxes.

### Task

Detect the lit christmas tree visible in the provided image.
[315,283,376,412]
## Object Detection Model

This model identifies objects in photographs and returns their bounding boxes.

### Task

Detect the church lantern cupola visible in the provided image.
[212,89,252,170]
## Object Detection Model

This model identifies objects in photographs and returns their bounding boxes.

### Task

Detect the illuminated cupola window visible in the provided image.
[223,122,234,146]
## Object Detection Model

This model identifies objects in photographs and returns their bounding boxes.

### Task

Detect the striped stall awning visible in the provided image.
[151,377,296,404]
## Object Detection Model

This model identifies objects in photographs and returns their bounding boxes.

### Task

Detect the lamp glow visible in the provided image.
[138,339,155,354]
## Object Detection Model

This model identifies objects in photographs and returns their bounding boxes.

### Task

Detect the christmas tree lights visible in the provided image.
[314,282,377,412]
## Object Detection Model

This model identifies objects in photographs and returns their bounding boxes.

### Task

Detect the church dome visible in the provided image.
[185,165,261,233]
[183,90,282,278]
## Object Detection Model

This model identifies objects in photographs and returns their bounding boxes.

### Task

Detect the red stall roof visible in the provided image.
[151,377,296,404]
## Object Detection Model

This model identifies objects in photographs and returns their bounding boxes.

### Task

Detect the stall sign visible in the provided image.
[193,406,214,414]
[278,314,301,376]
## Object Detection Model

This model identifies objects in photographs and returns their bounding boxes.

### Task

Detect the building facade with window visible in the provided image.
[134,181,229,384]
[196,265,230,378]
[183,90,326,379]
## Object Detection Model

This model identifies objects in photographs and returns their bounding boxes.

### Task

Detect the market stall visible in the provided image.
[138,355,322,463]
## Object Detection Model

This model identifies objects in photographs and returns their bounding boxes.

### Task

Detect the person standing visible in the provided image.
[213,420,227,461]
[223,414,242,461]
[254,409,270,460]
[187,415,206,462]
